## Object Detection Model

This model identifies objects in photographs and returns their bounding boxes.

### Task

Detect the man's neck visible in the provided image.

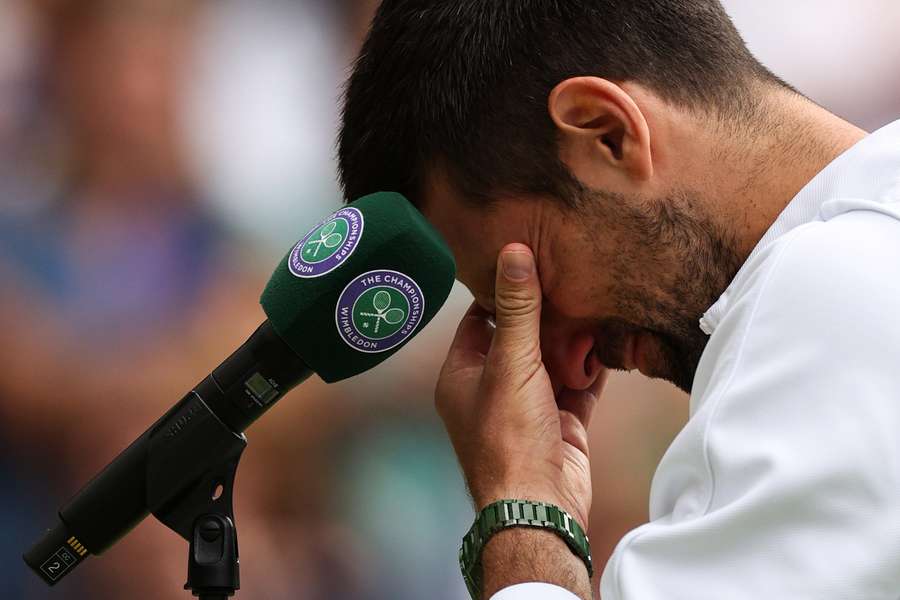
[719,90,868,261]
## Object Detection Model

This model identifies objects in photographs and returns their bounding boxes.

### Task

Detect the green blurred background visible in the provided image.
[1,1,897,598]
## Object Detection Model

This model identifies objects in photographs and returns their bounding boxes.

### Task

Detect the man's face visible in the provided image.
[422,172,741,394]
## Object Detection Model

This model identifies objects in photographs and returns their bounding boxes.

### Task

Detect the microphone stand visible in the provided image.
[150,401,247,599]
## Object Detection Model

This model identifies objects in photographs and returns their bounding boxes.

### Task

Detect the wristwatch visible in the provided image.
[459,499,593,599]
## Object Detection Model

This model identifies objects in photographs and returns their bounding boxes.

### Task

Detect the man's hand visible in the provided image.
[436,243,606,598]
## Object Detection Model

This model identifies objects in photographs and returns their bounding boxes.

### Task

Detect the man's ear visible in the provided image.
[548,77,653,184]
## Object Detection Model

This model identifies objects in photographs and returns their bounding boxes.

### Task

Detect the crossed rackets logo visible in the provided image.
[304,220,344,259]
[290,208,363,279]
[356,290,407,335]
[336,269,424,353]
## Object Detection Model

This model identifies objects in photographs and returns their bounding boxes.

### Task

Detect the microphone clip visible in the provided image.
[149,392,247,599]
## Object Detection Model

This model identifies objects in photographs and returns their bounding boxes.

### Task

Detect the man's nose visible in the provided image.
[540,320,602,392]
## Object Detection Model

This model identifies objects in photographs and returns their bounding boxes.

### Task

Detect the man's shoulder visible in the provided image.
[769,205,900,297]
[696,204,900,399]
[752,205,900,340]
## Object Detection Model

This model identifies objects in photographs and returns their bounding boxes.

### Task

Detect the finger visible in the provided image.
[556,367,608,428]
[487,244,543,369]
[442,302,495,371]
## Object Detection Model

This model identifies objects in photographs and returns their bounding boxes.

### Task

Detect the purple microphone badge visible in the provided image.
[289,207,364,278]
[335,270,425,353]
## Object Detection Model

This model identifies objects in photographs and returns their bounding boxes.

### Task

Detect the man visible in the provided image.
[338,1,900,599]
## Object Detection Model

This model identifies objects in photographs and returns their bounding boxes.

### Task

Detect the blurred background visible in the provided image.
[1,1,897,598]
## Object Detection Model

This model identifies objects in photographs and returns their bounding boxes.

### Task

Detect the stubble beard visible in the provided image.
[583,188,743,394]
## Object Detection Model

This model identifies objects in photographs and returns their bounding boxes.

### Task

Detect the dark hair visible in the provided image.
[338,0,783,205]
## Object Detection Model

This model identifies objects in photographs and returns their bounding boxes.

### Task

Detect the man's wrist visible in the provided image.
[481,527,593,600]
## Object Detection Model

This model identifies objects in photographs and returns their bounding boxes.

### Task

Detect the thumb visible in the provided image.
[488,244,542,368]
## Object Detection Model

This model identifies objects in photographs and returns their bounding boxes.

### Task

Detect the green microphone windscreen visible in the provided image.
[261,192,456,383]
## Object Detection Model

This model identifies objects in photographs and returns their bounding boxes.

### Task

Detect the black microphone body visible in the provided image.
[24,321,311,584]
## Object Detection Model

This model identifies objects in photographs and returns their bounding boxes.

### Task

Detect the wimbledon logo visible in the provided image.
[336,269,425,353]
[289,207,364,278]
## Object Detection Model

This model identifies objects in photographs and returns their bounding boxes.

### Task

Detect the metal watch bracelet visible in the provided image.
[459,499,593,599]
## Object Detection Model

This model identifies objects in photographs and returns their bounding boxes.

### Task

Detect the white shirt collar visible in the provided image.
[699,118,900,336]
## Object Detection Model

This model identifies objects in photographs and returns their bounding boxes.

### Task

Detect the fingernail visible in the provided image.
[501,251,534,281]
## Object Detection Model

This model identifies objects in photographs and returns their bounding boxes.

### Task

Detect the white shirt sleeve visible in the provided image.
[490,582,581,600]
[601,211,900,599]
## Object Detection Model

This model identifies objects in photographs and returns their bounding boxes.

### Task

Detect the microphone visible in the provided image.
[23,192,456,588]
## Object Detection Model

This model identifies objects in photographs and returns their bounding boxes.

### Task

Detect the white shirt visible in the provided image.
[496,118,900,600]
